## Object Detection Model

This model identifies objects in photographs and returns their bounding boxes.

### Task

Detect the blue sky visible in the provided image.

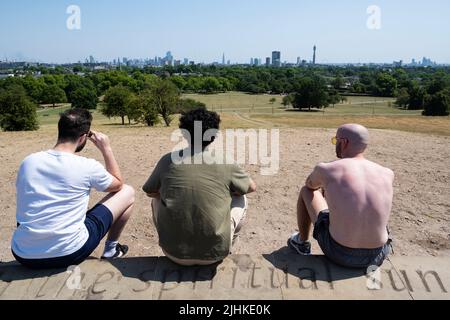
[1,0,449,64]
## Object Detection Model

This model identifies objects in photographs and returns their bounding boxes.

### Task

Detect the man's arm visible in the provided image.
[232,177,257,196]
[247,178,257,194]
[305,164,326,191]
[143,157,167,198]
[89,131,123,193]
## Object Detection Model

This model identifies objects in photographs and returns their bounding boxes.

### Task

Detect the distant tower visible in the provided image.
[222,53,225,65]
[313,45,317,65]
[272,51,281,67]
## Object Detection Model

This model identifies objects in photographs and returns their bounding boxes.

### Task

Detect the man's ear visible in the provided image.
[77,134,87,145]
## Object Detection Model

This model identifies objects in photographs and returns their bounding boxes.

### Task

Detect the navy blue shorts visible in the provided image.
[12,204,113,270]
[313,210,391,269]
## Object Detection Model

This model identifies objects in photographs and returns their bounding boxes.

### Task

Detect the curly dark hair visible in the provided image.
[179,108,221,149]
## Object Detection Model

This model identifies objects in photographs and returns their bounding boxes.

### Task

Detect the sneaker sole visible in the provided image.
[287,239,311,256]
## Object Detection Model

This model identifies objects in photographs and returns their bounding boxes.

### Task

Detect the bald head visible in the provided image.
[337,124,370,156]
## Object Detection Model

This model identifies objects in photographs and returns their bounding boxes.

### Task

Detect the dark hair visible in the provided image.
[58,109,93,143]
[179,108,221,149]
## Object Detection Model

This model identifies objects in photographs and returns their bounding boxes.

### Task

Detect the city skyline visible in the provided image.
[1,0,450,64]
[0,51,442,68]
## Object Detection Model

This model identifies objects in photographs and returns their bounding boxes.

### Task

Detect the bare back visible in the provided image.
[321,158,394,249]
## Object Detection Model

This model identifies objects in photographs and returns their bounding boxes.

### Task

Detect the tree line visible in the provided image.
[1,65,449,131]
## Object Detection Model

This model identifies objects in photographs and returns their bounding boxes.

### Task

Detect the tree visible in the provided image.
[71,87,99,110]
[170,76,187,91]
[41,84,67,107]
[332,76,344,90]
[202,77,222,94]
[292,77,330,111]
[423,90,450,116]
[128,91,160,127]
[22,76,45,103]
[352,82,366,94]
[375,73,398,97]
[0,85,39,131]
[395,88,410,109]
[327,89,342,107]
[407,81,426,110]
[176,98,206,114]
[426,72,450,95]
[102,85,134,125]
[151,80,181,127]
[282,94,294,107]
[64,75,97,103]
[269,97,276,104]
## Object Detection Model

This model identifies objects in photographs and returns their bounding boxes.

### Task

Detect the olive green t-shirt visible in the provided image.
[143,151,251,261]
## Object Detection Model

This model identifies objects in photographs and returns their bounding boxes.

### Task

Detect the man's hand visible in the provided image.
[88,131,112,153]
[88,130,123,191]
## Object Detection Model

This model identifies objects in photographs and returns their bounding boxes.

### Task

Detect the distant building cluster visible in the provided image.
[0,49,445,74]
[80,46,319,69]
[80,51,196,68]
[408,57,437,67]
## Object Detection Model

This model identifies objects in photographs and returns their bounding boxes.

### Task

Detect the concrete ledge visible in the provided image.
[0,248,449,300]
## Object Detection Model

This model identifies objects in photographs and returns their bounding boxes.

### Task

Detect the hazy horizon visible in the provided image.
[1,0,450,64]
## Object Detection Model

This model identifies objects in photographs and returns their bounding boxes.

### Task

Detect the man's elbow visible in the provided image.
[106,181,124,193]
[248,180,257,194]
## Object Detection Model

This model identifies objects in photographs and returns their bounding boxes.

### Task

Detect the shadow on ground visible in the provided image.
[0,248,366,285]
[263,246,367,283]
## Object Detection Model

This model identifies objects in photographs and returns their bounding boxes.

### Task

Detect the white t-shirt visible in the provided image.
[12,150,113,259]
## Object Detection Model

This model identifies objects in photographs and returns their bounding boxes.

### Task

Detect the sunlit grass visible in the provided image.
[34,93,449,136]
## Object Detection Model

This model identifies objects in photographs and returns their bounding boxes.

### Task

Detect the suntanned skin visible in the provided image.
[297,124,394,249]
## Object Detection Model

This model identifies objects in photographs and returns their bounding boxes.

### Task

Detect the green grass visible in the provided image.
[183,92,286,114]
[35,93,450,136]
[183,92,419,116]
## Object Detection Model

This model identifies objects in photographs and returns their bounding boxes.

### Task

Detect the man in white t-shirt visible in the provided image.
[11,109,135,269]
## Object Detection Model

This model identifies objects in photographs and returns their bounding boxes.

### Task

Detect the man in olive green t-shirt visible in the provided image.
[143,108,257,266]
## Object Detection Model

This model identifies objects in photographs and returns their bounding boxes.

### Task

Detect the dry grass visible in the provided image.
[34,94,450,136]
[249,114,450,136]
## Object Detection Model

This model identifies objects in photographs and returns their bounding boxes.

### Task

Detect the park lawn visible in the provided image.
[183,92,284,114]
[184,92,416,115]
[35,92,448,135]
[249,114,450,136]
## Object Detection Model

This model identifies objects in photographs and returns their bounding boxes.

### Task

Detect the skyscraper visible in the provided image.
[266,57,271,66]
[272,51,281,67]
[165,51,173,66]
[313,45,317,65]
[222,53,225,65]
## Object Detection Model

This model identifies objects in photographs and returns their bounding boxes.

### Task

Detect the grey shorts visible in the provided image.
[313,210,391,269]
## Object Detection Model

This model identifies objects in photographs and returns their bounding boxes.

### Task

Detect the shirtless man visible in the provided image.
[288,124,394,268]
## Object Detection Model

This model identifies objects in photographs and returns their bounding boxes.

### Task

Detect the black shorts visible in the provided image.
[13,204,113,270]
[313,210,391,269]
